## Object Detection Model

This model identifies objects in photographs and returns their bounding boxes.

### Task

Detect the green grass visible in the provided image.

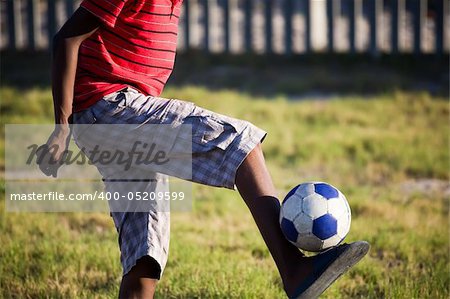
[1,86,449,298]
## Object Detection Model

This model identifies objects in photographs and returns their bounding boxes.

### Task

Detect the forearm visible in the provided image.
[51,35,80,126]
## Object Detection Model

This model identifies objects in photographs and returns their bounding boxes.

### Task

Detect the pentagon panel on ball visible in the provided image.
[279,182,352,252]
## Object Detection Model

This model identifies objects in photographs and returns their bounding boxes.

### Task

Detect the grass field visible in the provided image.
[1,79,449,297]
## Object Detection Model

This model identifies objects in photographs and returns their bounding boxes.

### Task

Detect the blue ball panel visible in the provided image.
[283,184,300,204]
[314,183,338,200]
[312,214,337,240]
[280,217,298,243]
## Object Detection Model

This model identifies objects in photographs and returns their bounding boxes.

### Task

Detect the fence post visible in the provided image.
[223,0,230,53]
[6,0,17,49]
[183,0,190,50]
[244,0,252,53]
[65,0,74,18]
[284,0,293,55]
[412,0,426,55]
[264,0,272,54]
[349,0,355,53]
[203,0,209,52]
[305,0,312,53]
[326,0,334,52]
[435,0,444,55]
[369,0,382,56]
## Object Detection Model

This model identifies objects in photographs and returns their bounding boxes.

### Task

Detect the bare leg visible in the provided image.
[119,256,160,299]
[235,143,314,296]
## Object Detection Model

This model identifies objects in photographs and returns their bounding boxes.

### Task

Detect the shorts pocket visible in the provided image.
[184,115,238,151]
[72,108,97,140]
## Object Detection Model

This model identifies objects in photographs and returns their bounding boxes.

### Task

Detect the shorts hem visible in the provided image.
[122,246,167,279]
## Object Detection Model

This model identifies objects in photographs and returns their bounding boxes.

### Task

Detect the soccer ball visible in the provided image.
[279,182,351,252]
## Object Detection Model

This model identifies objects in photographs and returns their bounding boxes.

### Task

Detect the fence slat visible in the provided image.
[183,0,190,50]
[27,0,36,49]
[356,0,363,52]
[203,0,209,51]
[369,0,382,56]
[326,0,334,52]
[304,0,311,53]
[391,0,399,53]
[244,0,252,52]
[264,0,272,54]
[283,0,293,55]
[412,0,426,55]
[435,0,445,54]
[47,0,57,48]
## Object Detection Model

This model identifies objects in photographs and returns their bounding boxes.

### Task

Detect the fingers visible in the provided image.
[36,144,63,177]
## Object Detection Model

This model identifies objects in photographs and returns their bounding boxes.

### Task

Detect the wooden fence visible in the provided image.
[1,0,449,55]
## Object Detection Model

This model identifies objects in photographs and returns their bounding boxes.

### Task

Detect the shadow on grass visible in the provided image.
[1,50,448,98]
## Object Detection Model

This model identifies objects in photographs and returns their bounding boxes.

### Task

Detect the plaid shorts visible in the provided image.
[72,88,266,277]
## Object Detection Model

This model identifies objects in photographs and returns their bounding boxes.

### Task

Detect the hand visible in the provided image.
[36,127,71,177]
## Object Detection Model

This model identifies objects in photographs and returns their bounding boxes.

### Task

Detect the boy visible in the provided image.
[39,0,369,298]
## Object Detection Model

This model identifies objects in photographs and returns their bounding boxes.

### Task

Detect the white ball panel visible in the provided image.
[343,193,352,218]
[297,233,324,252]
[322,234,342,249]
[294,183,315,199]
[302,194,328,219]
[327,196,347,218]
[281,196,302,221]
[341,192,351,239]
[334,191,351,240]
[293,213,313,235]
[336,212,351,239]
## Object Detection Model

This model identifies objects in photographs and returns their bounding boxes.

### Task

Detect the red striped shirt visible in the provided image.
[73,0,182,112]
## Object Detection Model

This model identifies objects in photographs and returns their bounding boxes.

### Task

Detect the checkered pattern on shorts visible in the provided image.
[72,87,266,277]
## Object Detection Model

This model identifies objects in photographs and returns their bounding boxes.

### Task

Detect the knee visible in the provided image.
[235,142,265,180]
